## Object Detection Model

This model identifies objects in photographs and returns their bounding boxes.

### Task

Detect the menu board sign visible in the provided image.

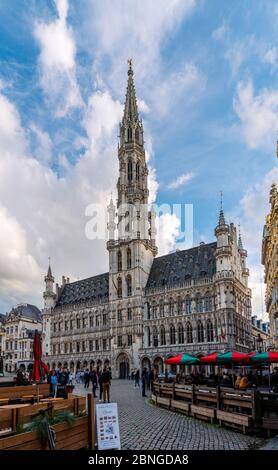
[96,402,121,450]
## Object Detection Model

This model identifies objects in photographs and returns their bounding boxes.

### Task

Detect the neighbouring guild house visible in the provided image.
[0,304,42,373]
[262,178,278,350]
[42,62,253,378]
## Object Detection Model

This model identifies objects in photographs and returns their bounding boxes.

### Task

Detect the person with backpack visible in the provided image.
[102,367,112,403]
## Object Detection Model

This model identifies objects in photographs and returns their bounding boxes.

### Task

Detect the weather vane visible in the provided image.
[127,57,133,68]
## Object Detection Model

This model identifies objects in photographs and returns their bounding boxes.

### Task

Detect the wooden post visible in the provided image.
[12,408,19,432]
[216,386,221,410]
[191,384,196,405]
[87,393,95,450]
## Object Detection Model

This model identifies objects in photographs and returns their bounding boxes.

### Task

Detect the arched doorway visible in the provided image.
[52,362,56,370]
[117,353,130,379]
[104,359,110,367]
[63,362,68,369]
[70,361,74,372]
[76,361,81,371]
[153,356,164,373]
[90,360,95,371]
[141,357,151,370]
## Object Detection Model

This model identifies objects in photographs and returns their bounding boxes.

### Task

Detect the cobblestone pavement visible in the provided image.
[74,379,265,450]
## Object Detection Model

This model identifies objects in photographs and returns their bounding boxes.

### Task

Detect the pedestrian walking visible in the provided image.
[91,368,98,398]
[50,370,58,398]
[134,369,140,388]
[102,367,112,403]
[99,370,103,401]
[141,367,147,397]
[84,369,90,388]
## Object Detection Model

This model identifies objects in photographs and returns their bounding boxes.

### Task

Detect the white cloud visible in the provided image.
[34,0,82,117]
[168,172,194,189]
[152,63,206,116]
[264,47,277,66]
[29,124,52,163]
[233,80,278,150]
[212,23,228,41]
[156,212,180,256]
[84,0,201,117]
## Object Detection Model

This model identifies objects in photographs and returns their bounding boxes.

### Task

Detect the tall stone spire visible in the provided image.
[218,191,226,226]
[238,224,244,250]
[123,58,139,124]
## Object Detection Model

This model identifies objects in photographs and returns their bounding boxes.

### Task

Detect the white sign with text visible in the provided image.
[96,402,121,450]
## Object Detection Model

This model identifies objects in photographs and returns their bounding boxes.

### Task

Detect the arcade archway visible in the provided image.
[117,353,130,379]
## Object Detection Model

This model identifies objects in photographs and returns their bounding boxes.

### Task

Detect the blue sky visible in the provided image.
[0,0,277,316]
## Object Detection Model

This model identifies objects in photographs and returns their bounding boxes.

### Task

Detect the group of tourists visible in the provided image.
[165,367,278,392]
[80,366,112,403]
[133,367,158,397]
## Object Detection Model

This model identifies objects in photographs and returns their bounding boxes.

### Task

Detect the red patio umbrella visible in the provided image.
[30,330,49,402]
[248,351,278,363]
[164,353,200,365]
[200,351,250,364]
[200,352,220,364]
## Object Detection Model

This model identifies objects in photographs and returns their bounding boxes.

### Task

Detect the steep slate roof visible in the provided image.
[7,304,42,322]
[56,272,109,306]
[146,242,217,290]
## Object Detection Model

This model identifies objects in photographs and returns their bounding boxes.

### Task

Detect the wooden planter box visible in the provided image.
[216,410,252,434]
[156,397,171,409]
[190,405,215,423]
[171,400,190,415]
[0,416,88,450]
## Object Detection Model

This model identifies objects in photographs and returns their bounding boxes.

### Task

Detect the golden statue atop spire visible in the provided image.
[127,57,133,69]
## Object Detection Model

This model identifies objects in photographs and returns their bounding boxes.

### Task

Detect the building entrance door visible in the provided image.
[117,353,130,379]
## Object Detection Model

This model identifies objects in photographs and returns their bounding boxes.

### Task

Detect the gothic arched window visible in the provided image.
[178,323,184,344]
[146,302,151,320]
[170,324,176,344]
[159,300,164,317]
[160,325,166,345]
[169,298,174,315]
[127,160,133,182]
[177,297,183,315]
[127,248,132,269]
[136,162,140,181]
[196,294,203,313]
[153,326,158,347]
[127,127,132,142]
[126,275,132,297]
[117,251,122,272]
[186,322,193,343]
[185,297,191,314]
[207,319,214,342]
[135,127,139,143]
[117,277,122,299]
[197,321,204,343]
[147,327,151,347]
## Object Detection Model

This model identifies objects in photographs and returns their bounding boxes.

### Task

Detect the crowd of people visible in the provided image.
[131,367,158,397]
[164,367,278,392]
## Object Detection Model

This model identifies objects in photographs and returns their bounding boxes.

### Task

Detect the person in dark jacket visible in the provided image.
[91,368,98,397]
[141,367,147,397]
[134,369,140,388]
[271,367,278,393]
[84,369,90,388]
[102,367,112,403]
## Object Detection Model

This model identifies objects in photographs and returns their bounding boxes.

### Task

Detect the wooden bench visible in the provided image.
[216,409,252,434]
[156,396,171,409]
[0,384,50,401]
[190,404,215,423]
[171,399,190,415]
[262,417,278,437]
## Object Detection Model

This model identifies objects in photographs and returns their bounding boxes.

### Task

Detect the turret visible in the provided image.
[214,197,232,272]
[43,259,55,309]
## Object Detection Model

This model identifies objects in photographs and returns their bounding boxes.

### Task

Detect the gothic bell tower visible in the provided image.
[107,60,157,374]
[107,59,157,301]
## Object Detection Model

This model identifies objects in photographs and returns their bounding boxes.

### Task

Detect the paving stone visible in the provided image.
[75,379,265,450]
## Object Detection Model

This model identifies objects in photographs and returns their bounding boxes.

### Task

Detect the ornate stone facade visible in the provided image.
[42,63,252,377]
[262,180,278,349]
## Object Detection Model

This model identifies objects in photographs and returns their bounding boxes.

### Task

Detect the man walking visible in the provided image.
[102,366,112,403]
[141,367,147,397]
[91,368,98,398]
[134,369,140,388]
[84,369,90,389]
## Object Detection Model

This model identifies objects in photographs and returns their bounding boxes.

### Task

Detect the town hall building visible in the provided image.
[42,62,252,377]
